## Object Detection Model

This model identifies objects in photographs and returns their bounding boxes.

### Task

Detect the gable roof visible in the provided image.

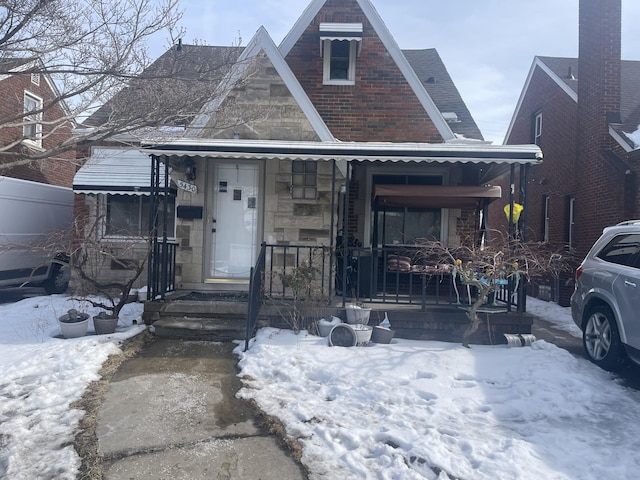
[279,0,457,142]
[82,44,243,128]
[505,55,640,150]
[403,49,483,141]
[187,26,334,142]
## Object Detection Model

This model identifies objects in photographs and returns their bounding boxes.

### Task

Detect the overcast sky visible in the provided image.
[157,0,640,144]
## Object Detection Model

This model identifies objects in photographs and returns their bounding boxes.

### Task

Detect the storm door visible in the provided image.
[208,162,260,280]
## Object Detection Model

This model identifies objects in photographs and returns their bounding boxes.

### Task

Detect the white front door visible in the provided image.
[208,162,260,279]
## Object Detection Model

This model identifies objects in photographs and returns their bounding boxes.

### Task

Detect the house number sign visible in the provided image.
[177,179,197,194]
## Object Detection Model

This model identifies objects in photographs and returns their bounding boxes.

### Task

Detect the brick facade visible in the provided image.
[497,0,638,263]
[0,69,75,187]
[285,0,442,143]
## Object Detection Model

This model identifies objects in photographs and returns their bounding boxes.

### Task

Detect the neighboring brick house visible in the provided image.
[492,0,640,304]
[74,0,541,302]
[0,57,76,187]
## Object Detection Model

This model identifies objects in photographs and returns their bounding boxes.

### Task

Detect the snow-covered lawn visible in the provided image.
[1,293,640,479]
[0,294,144,480]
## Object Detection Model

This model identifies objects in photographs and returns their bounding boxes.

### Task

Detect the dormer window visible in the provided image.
[320,23,362,85]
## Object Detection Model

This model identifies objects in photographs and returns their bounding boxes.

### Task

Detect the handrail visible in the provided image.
[245,243,267,351]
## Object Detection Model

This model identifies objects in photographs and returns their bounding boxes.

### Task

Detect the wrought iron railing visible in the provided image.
[245,243,267,351]
[244,243,525,346]
[148,240,178,301]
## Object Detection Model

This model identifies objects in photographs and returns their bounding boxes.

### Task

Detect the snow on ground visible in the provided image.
[0,294,144,480]
[1,292,639,479]
[235,304,640,479]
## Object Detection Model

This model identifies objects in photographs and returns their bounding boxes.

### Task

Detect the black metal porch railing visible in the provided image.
[245,243,267,351]
[148,240,178,301]
[244,243,525,345]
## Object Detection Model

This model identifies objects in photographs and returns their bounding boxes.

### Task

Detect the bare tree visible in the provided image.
[416,233,575,347]
[0,0,248,172]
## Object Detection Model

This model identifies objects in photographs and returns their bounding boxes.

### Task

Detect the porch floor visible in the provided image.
[143,290,532,345]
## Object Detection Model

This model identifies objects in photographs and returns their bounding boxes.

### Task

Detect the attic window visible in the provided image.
[320,23,362,85]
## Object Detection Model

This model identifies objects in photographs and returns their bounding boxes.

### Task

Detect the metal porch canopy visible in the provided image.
[142,138,543,165]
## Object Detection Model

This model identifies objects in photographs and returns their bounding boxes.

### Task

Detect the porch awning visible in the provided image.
[319,23,363,42]
[143,139,543,165]
[73,148,173,195]
[373,184,502,209]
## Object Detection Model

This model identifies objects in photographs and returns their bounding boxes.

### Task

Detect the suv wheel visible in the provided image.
[583,305,626,371]
[43,265,69,295]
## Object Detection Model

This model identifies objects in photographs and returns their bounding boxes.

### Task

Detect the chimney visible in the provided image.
[577,0,621,136]
[574,0,623,256]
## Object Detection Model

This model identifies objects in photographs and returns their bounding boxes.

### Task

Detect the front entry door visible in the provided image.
[208,162,259,279]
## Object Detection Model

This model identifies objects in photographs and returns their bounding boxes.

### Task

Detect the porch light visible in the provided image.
[504,203,523,224]
[184,159,196,181]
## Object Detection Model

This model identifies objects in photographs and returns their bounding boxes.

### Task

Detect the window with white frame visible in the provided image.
[542,195,550,242]
[291,160,317,199]
[534,111,542,146]
[105,195,176,237]
[323,40,357,84]
[23,92,43,146]
[567,196,575,248]
[320,23,362,85]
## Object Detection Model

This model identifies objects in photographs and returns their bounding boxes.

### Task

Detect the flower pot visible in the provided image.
[345,304,371,325]
[371,326,394,344]
[58,309,89,339]
[317,317,341,337]
[93,313,119,335]
[352,324,373,345]
[328,324,357,347]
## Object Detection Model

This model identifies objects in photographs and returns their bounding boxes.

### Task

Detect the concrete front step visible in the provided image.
[153,316,246,342]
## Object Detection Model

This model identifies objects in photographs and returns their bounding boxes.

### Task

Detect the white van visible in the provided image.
[0,176,73,293]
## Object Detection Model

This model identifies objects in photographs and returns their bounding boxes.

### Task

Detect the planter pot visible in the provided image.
[345,304,371,325]
[317,317,341,337]
[58,309,89,339]
[352,324,373,345]
[371,326,394,344]
[93,313,119,335]
[328,324,357,347]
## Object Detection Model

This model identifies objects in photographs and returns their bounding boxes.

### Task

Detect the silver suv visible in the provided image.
[571,221,640,371]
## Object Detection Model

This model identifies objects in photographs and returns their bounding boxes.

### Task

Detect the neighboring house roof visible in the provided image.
[73,147,173,195]
[279,0,457,142]
[82,44,243,128]
[505,55,640,150]
[0,57,34,81]
[403,49,483,140]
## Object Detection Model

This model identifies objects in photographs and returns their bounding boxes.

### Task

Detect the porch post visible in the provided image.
[330,159,336,298]
[148,155,160,301]
[508,164,515,239]
[160,156,170,299]
[341,161,351,307]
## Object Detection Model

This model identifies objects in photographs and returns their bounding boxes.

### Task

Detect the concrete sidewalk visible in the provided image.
[97,338,306,479]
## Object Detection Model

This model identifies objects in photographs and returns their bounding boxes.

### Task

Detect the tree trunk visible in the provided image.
[462,285,492,348]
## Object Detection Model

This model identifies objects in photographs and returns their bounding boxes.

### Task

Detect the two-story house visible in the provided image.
[0,57,76,186]
[74,0,542,341]
[494,0,640,305]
